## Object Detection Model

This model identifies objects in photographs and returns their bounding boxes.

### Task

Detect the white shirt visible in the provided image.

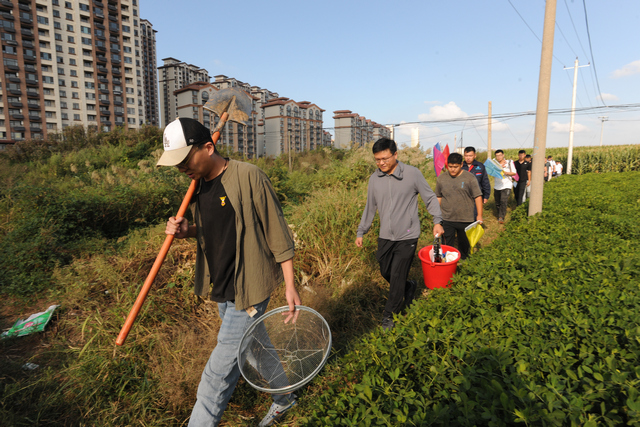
[494,159,515,190]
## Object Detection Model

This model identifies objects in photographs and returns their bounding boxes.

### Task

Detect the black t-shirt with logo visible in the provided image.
[513,160,531,182]
[198,170,236,302]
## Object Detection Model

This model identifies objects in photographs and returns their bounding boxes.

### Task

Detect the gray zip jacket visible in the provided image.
[357,161,442,241]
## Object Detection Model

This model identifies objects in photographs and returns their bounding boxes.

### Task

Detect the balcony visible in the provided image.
[9,89,22,95]
[99,77,109,83]
[26,90,39,98]
[96,44,106,51]
[25,78,38,86]
[29,115,42,122]
[18,3,29,11]
[100,109,110,115]
[0,1,13,11]
[95,22,105,29]
[27,102,40,109]
[20,17,33,26]
[99,99,110,105]
[21,28,34,38]
[96,55,107,63]
[113,100,122,106]
[109,36,118,43]
[10,101,22,108]
[10,113,24,120]
[99,88,109,94]
[5,39,18,45]
[22,40,34,48]
[111,58,120,64]
[1,11,13,20]
[13,126,26,131]
[111,68,120,75]
[97,66,108,73]
[23,54,37,63]
[8,77,20,83]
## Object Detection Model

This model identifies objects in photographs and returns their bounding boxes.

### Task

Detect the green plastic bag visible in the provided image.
[1,305,59,339]
[465,221,485,248]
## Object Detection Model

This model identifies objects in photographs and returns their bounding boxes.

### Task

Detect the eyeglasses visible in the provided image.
[176,146,198,168]
[374,154,395,164]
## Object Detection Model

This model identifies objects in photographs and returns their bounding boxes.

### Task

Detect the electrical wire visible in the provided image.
[582,0,607,106]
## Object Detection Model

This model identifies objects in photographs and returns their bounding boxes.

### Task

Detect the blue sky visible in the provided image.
[142,0,640,152]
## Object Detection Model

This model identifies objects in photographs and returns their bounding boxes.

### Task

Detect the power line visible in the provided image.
[507,0,566,68]
[582,0,607,106]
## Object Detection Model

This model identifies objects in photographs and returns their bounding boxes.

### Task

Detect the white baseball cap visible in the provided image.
[157,118,212,166]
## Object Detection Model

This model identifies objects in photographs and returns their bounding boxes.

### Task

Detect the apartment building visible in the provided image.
[210,74,329,158]
[158,57,209,128]
[333,110,390,149]
[261,97,326,157]
[139,18,157,126]
[0,0,155,149]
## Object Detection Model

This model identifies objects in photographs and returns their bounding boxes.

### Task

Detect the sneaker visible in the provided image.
[403,280,418,310]
[259,399,296,426]
[381,316,394,331]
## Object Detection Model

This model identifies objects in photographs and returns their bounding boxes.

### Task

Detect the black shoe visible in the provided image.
[404,280,418,310]
[381,316,394,331]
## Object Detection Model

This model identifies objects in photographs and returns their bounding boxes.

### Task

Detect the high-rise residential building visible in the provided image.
[0,0,156,149]
[158,57,209,128]
[261,97,326,157]
[333,110,390,149]
[139,18,157,127]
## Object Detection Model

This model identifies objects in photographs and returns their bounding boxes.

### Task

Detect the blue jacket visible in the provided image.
[465,160,491,201]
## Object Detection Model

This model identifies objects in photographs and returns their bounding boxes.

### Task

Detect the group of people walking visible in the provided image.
[156,118,559,426]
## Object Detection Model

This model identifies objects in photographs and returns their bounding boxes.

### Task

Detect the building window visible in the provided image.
[37,16,49,25]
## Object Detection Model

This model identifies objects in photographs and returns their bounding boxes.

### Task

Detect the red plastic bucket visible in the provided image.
[418,245,461,289]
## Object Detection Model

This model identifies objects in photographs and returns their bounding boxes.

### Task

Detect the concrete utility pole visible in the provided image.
[565,58,590,175]
[487,101,492,159]
[598,116,608,146]
[528,0,557,217]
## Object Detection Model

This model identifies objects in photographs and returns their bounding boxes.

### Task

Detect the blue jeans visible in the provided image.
[188,298,293,427]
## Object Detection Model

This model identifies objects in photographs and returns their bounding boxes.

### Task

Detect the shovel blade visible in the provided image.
[204,87,253,126]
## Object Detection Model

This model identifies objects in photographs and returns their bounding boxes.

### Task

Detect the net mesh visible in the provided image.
[238,308,331,393]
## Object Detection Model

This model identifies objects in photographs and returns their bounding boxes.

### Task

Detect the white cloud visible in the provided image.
[611,60,640,78]
[418,101,468,121]
[597,93,619,102]
[550,121,589,133]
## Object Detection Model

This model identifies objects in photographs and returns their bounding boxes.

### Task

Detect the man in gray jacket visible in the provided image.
[355,138,444,330]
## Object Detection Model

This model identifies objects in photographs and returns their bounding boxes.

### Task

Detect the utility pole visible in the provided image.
[564,58,590,175]
[528,0,557,217]
[598,116,608,146]
[487,101,492,159]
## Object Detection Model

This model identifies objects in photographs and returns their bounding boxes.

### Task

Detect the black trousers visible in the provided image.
[494,188,511,220]
[376,238,418,318]
[442,220,472,260]
[514,182,527,207]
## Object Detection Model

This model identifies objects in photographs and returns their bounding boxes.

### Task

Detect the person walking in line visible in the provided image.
[159,118,300,427]
[512,150,531,207]
[493,149,517,224]
[355,138,444,331]
[463,146,491,214]
[555,161,563,176]
[435,153,483,260]
[524,154,533,202]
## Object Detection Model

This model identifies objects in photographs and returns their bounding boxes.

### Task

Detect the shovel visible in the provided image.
[116,88,253,346]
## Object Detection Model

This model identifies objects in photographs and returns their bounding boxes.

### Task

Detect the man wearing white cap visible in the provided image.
[159,118,300,427]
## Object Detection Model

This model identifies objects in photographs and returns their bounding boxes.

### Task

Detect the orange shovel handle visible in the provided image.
[116,179,197,346]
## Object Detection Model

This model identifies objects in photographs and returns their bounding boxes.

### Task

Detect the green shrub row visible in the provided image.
[300,171,640,426]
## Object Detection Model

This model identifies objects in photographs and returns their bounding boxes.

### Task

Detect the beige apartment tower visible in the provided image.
[158,57,209,128]
[0,0,157,149]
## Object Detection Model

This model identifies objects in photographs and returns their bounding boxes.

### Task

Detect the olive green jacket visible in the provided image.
[190,159,295,311]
